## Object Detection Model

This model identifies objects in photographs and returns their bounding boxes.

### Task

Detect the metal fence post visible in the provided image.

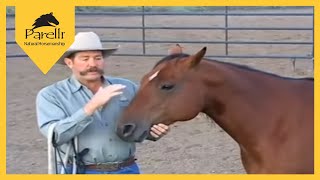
[312,7,314,70]
[225,6,229,56]
[142,6,146,55]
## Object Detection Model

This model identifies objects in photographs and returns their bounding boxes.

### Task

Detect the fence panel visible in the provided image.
[6,6,314,60]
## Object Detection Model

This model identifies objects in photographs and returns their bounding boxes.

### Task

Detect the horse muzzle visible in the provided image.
[117,122,150,142]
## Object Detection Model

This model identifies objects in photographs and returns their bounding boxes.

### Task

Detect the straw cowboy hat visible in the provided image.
[57,32,119,65]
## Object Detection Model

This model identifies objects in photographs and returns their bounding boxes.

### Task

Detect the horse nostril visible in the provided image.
[122,123,136,137]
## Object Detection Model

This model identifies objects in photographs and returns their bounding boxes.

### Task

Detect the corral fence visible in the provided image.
[6,6,314,62]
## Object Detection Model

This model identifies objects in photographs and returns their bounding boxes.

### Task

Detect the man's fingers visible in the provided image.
[110,91,123,97]
[114,84,126,90]
[99,84,126,97]
[113,84,126,89]
[153,124,168,134]
[102,84,126,92]
[150,131,159,138]
[151,126,167,136]
[157,123,169,131]
[108,85,126,92]
[149,124,170,140]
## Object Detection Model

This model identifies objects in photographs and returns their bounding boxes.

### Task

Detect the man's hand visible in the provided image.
[84,84,126,116]
[150,123,170,139]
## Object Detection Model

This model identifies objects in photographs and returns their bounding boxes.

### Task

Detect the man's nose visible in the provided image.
[88,58,97,66]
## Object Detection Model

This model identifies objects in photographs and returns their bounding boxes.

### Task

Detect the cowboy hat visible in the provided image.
[56,32,119,65]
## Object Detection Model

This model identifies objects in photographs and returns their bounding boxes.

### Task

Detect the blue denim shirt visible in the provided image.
[36,75,138,164]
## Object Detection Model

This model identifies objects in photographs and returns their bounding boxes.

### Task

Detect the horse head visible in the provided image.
[117,46,207,142]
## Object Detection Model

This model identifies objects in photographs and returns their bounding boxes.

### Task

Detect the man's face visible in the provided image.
[65,50,105,82]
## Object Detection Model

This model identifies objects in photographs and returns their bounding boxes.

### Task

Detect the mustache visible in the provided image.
[79,67,104,76]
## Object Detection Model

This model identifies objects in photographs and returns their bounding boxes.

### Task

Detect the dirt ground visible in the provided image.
[6,7,314,174]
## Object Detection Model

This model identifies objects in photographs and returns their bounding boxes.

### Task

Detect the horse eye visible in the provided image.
[160,84,175,91]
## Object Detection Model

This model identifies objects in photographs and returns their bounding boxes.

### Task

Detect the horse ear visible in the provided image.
[188,47,206,68]
[168,44,183,55]
[50,12,53,15]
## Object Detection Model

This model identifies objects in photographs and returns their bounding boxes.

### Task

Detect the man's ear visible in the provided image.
[64,58,73,69]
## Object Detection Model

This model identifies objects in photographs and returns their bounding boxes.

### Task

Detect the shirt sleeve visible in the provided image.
[132,82,139,95]
[36,88,93,146]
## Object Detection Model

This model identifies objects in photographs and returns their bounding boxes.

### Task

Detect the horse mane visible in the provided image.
[154,53,314,81]
[153,53,190,68]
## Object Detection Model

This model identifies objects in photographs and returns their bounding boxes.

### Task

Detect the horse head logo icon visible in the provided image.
[32,12,59,29]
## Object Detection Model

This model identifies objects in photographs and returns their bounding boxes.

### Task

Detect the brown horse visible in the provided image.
[116,47,314,174]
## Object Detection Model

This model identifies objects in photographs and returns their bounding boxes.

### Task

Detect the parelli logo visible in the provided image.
[16,2,74,74]
[25,12,65,40]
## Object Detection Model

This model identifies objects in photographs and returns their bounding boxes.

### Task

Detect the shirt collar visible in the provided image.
[69,75,110,93]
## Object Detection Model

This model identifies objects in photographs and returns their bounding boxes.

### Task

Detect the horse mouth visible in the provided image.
[136,130,149,142]
[117,123,151,142]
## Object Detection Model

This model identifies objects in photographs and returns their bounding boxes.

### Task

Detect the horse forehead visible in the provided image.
[141,69,161,86]
[148,70,160,81]
[142,58,182,85]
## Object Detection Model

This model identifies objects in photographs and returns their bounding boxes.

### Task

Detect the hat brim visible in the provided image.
[56,47,119,65]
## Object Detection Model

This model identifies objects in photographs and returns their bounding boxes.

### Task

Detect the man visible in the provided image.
[36,32,170,174]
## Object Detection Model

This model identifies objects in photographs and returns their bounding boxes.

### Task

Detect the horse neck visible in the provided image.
[197,60,274,149]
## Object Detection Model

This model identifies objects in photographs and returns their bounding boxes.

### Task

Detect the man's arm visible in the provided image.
[37,84,126,145]
[36,89,94,146]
